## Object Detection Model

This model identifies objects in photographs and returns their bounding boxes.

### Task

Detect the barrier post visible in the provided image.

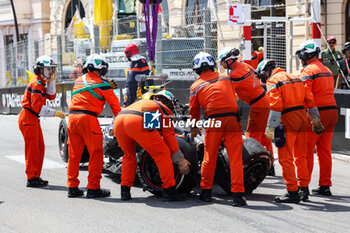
[242,4,251,64]
[311,0,321,50]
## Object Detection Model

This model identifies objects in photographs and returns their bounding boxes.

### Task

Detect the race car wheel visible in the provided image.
[214,138,272,195]
[58,119,69,162]
[137,137,198,196]
[58,119,90,163]
[214,148,231,194]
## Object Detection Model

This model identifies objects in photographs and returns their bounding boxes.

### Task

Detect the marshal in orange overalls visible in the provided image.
[114,99,179,188]
[190,70,244,193]
[266,68,316,192]
[229,62,272,154]
[67,72,121,190]
[299,59,338,186]
[18,75,56,180]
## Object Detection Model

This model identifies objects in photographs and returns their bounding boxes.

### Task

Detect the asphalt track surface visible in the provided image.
[0,115,349,233]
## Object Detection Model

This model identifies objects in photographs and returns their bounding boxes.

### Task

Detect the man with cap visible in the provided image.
[256,59,324,203]
[321,36,343,88]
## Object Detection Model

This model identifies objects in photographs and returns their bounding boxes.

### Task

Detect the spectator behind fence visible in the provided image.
[70,59,84,80]
[321,36,343,88]
[338,42,350,89]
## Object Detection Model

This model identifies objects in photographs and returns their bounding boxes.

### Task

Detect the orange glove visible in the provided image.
[54,110,66,119]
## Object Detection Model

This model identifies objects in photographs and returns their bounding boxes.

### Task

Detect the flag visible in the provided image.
[94,0,113,50]
[26,70,35,82]
[66,9,81,41]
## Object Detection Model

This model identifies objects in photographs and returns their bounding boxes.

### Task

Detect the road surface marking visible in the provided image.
[5,155,66,169]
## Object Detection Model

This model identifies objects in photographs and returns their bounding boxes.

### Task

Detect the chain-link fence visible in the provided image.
[251,18,291,71]
[0,4,221,87]
[1,36,60,87]
[1,3,307,87]
[253,17,311,74]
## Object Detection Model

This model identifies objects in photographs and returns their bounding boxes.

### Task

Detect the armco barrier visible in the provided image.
[0,81,349,155]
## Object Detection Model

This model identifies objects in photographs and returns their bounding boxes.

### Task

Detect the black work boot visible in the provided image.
[68,187,84,198]
[86,188,111,198]
[121,185,131,201]
[275,191,300,203]
[268,164,276,176]
[299,186,310,202]
[232,192,247,207]
[199,189,212,202]
[26,177,49,187]
[312,186,332,196]
[162,187,186,202]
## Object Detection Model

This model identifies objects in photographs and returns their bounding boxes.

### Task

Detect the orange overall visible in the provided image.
[229,62,272,154]
[114,100,179,188]
[299,59,338,186]
[239,51,263,69]
[266,68,316,191]
[67,72,121,190]
[18,75,56,180]
[190,70,244,193]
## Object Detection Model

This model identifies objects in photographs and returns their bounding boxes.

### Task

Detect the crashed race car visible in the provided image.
[58,103,273,196]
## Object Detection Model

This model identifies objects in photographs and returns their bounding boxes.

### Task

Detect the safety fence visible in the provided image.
[0,2,320,88]
[250,18,291,72]
[0,4,223,88]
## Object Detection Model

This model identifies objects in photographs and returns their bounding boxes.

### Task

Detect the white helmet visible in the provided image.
[35,55,56,67]
[192,52,216,72]
[33,55,56,75]
[154,90,176,111]
[296,40,321,61]
[82,54,108,75]
[218,47,240,63]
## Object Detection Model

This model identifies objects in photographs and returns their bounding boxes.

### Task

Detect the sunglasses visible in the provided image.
[328,41,336,45]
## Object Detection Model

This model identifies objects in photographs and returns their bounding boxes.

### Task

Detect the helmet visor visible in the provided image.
[217,61,226,73]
